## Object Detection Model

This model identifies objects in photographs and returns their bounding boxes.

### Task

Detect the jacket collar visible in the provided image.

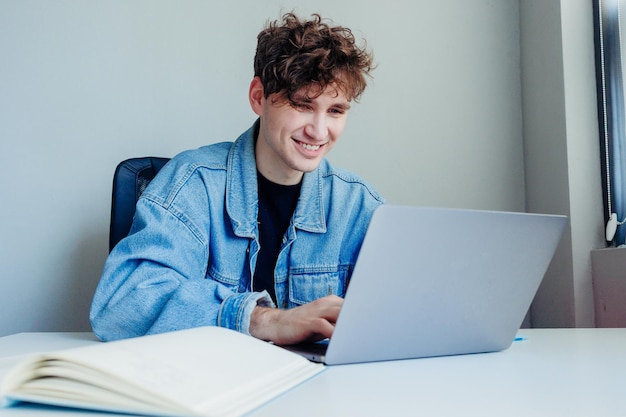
[226,120,327,238]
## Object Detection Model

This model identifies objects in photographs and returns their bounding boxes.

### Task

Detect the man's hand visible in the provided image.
[249,295,343,345]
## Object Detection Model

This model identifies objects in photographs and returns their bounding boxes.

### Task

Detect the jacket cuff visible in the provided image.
[217,291,275,335]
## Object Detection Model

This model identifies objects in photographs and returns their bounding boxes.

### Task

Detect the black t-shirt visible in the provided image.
[253,172,301,302]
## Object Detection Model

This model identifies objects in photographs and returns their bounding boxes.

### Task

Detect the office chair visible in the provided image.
[109,157,170,252]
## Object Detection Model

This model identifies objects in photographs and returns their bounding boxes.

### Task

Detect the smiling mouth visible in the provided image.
[296,140,322,151]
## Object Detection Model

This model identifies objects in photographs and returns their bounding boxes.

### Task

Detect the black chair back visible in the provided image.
[109,157,170,252]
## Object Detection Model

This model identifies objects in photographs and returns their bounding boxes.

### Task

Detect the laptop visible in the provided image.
[282,205,567,365]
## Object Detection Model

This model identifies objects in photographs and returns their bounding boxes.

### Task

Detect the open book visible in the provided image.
[0,326,324,417]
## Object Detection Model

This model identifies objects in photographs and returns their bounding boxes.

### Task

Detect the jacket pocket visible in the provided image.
[206,265,241,292]
[288,267,349,307]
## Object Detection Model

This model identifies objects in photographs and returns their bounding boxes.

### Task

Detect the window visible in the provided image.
[593,0,626,246]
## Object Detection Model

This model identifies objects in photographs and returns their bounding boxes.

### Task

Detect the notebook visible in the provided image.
[282,205,567,365]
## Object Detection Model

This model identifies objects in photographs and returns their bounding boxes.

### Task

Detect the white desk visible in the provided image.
[1,329,625,416]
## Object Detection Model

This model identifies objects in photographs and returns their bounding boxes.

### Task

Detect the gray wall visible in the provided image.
[0,0,601,336]
[521,0,605,327]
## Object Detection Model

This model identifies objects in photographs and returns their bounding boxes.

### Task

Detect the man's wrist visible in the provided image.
[217,291,274,335]
[249,305,278,342]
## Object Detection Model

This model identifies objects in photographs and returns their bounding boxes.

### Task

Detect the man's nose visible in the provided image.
[304,113,328,141]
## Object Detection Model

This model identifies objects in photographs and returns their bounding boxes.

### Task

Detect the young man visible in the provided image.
[90,13,384,345]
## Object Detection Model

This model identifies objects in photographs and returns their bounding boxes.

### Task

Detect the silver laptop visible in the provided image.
[282,205,567,365]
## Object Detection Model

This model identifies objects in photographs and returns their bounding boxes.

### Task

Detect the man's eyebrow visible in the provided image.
[333,102,351,111]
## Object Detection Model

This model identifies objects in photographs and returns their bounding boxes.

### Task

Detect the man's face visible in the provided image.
[251,78,351,185]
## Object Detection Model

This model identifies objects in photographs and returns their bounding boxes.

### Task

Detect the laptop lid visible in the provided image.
[315,205,567,365]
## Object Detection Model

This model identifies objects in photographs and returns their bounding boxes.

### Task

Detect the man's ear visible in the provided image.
[249,77,265,116]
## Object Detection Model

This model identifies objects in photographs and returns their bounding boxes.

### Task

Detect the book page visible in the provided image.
[1,327,324,417]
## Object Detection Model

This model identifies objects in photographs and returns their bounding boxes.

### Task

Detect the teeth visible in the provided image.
[301,142,321,151]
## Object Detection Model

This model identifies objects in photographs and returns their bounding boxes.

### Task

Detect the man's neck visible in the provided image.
[255,136,304,186]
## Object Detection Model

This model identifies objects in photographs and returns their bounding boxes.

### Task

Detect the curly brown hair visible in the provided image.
[254,13,374,103]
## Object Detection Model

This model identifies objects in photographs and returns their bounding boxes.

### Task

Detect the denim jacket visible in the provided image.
[90,122,384,341]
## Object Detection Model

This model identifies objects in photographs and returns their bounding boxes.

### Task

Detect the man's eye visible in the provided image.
[329,107,348,115]
[292,101,311,110]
